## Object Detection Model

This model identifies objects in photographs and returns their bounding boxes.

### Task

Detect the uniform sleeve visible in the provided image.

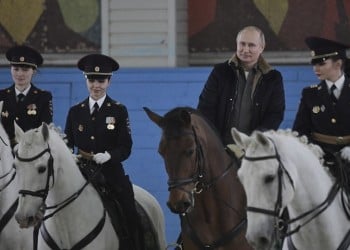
[108,105,133,164]
[197,67,220,125]
[40,91,53,124]
[256,70,285,131]
[64,108,75,151]
[293,88,312,137]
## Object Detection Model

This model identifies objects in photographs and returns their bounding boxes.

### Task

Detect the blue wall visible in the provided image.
[0,65,318,245]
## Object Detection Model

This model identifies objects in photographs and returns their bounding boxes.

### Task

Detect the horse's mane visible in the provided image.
[262,129,325,163]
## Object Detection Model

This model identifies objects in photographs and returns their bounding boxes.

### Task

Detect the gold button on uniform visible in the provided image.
[90,136,95,140]
[331,118,336,123]
[15,117,19,121]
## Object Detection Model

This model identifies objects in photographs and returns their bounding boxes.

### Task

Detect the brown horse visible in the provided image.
[144,107,252,250]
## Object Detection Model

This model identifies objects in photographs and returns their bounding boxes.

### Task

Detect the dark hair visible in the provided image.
[86,75,111,81]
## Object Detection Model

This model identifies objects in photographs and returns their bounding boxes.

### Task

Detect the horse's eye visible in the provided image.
[185,149,194,157]
[264,175,275,183]
[38,166,46,174]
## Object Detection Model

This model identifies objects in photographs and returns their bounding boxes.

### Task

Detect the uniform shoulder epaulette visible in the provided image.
[111,100,121,106]
[309,84,318,88]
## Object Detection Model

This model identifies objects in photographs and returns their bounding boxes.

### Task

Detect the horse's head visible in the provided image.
[14,123,52,228]
[232,128,295,249]
[144,107,210,214]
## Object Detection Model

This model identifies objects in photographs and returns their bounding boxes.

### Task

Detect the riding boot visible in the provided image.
[114,175,145,250]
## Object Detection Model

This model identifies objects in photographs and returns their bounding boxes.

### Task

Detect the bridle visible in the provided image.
[166,126,235,204]
[15,144,105,250]
[16,146,54,201]
[165,125,247,249]
[243,138,340,242]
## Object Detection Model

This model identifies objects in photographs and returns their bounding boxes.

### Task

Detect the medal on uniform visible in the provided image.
[27,104,37,115]
[106,117,115,130]
[312,106,320,114]
[78,124,84,132]
[1,111,9,118]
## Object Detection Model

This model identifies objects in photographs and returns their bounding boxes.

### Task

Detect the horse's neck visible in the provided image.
[286,148,347,227]
[47,148,86,200]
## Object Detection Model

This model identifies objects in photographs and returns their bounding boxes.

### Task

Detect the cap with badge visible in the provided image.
[6,45,43,69]
[305,36,350,65]
[77,54,119,79]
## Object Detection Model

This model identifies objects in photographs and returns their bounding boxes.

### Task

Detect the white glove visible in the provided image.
[93,151,111,164]
[72,153,81,163]
[340,146,350,161]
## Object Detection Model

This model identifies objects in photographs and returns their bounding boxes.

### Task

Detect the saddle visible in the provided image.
[77,160,160,250]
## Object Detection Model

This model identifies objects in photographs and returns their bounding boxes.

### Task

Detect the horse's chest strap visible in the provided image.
[184,216,247,249]
[36,209,106,250]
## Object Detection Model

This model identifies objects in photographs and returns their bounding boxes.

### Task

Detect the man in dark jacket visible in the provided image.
[197,26,285,145]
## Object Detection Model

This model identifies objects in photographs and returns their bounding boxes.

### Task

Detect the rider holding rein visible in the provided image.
[64,54,143,250]
[0,45,53,149]
[293,37,350,180]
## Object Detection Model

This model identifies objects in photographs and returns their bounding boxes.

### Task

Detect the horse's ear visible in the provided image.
[41,122,49,142]
[255,131,270,146]
[231,127,251,149]
[180,110,191,125]
[14,121,24,142]
[143,107,163,127]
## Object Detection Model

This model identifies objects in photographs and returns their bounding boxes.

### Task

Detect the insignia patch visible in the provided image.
[106,117,116,130]
[126,118,131,134]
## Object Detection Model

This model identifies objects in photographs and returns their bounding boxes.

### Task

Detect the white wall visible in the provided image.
[103,0,188,67]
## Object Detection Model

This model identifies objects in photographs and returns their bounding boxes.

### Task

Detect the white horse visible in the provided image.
[13,122,166,250]
[231,128,350,250]
[0,101,33,250]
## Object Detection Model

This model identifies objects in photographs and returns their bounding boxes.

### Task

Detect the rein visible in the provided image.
[15,145,105,250]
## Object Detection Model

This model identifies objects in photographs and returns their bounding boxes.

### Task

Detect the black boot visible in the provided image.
[115,176,145,250]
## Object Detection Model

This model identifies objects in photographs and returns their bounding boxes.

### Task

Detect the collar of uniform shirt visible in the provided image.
[326,74,344,98]
[89,95,106,111]
[15,85,31,96]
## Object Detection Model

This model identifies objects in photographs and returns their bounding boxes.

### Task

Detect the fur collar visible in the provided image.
[228,54,272,74]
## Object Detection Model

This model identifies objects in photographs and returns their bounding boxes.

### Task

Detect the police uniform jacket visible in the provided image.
[197,55,285,142]
[0,84,53,145]
[293,76,350,152]
[64,95,132,175]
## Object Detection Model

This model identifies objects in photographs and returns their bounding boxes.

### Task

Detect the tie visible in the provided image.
[91,102,99,117]
[17,93,25,102]
[330,84,338,104]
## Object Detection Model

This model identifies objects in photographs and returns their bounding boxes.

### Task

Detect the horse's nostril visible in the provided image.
[258,236,270,246]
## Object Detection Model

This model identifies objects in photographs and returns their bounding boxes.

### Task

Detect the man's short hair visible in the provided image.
[236,26,265,48]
